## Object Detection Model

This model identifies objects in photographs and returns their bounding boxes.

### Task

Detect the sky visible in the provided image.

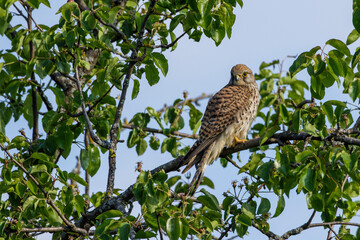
[1,0,357,239]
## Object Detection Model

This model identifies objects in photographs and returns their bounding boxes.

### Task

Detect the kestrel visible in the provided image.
[182,64,260,195]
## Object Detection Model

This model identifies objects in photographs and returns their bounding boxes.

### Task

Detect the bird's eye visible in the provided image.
[242,72,248,77]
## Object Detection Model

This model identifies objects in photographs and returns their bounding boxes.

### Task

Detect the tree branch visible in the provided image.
[26,5,39,142]
[76,129,360,229]
[121,123,198,139]
[73,66,111,149]
[252,221,282,240]
[147,29,191,49]
[157,93,213,113]
[93,11,126,41]
[106,0,158,198]
[16,1,43,32]
[68,84,115,117]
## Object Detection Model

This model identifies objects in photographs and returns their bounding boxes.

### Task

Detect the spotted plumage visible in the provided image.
[182,64,260,195]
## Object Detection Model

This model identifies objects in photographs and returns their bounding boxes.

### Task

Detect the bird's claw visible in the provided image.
[233,137,247,146]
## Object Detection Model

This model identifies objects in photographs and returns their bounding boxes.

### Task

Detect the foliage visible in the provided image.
[0,0,360,239]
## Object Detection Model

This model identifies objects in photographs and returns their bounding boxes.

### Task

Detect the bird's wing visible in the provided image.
[182,85,252,173]
[199,85,252,140]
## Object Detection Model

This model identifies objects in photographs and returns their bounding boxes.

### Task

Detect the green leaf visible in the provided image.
[134,230,157,238]
[132,79,140,99]
[200,176,214,189]
[149,136,160,150]
[145,64,160,86]
[118,222,131,240]
[273,195,285,218]
[346,29,360,45]
[198,189,221,211]
[257,198,271,214]
[236,0,243,7]
[86,146,101,177]
[65,30,75,48]
[295,150,314,163]
[353,8,360,34]
[69,172,88,186]
[324,100,346,108]
[167,176,181,187]
[166,217,181,240]
[235,221,247,237]
[260,125,280,145]
[300,166,315,192]
[235,214,252,227]
[23,196,37,211]
[39,0,51,7]
[239,153,263,174]
[96,210,124,219]
[29,164,47,174]
[326,39,351,57]
[152,52,168,76]
[241,202,256,219]
[136,138,148,156]
[257,161,273,183]
[27,0,40,9]
[31,152,50,162]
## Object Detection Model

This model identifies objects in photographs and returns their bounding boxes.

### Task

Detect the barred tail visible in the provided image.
[186,142,215,196]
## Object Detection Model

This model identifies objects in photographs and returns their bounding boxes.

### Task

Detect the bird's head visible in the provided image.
[229,64,255,86]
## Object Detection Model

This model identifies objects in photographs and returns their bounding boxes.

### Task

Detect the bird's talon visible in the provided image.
[233,137,247,146]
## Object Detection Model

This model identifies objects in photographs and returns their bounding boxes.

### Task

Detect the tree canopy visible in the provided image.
[1,0,360,239]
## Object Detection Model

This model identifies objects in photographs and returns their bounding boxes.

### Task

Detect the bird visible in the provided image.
[181,64,260,195]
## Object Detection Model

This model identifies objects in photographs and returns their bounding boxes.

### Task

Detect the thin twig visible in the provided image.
[171,91,188,129]
[0,143,87,235]
[352,116,360,130]
[122,123,198,139]
[15,2,43,32]
[92,11,126,40]
[68,85,115,117]
[157,93,213,113]
[73,66,111,149]
[218,224,232,240]
[106,0,158,198]
[148,29,191,49]
[156,213,164,240]
[224,156,241,170]
[252,221,282,240]
[21,227,72,233]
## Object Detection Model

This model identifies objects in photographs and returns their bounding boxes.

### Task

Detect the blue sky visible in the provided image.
[1,0,357,239]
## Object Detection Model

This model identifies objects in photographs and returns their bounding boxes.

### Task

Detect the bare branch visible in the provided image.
[106,0,159,198]
[76,129,360,230]
[148,29,191,49]
[171,91,188,129]
[157,93,213,113]
[252,221,282,240]
[0,143,87,236]
[68,85,115,117]
[218,224,232,240]
[281,221,360,239]
[26,5,38,141]
[93,11,126,41]
[224,156,241,170]
[352,116,360,130]
[291,98,314,109]
[121,123,198,139]
[14,2,43,32]
[156,213,164,240]
[21,227,71,233]
[73,66,111,149]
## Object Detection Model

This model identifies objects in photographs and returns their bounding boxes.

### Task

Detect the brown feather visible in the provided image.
[181,138,216,173]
